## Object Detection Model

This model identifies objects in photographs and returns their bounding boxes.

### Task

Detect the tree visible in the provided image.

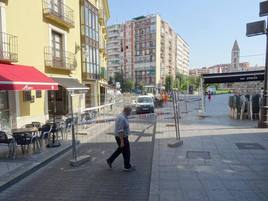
[176,73,188,91]
[108,76,113,85]
[188,75,200,90]
[137,81,145,92]
[124,80,135,92]
[173,78,180,89]
[165,75,173,92]
[114,72,124,84]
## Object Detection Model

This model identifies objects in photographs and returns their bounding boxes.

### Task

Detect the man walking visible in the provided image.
[106,106,135,171]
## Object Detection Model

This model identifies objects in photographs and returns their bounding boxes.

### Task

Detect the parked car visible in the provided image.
[135,95,155,114]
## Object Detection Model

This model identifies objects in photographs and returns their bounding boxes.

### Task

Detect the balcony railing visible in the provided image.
[83,72,100,80]
[0,32,18,63]
[43,0,74,28]
[44,47,76,70]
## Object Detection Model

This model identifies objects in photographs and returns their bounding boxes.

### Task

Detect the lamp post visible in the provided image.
[246,1,268,128]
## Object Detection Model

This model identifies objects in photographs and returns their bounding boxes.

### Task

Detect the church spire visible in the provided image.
[231,40,240,71]
[232,40,240,51]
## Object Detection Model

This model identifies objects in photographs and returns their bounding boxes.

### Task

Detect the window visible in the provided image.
[23,91,31,102]
[52,30,64,58]
[83,1,99,42]
[36,90,42,98]
[81,0,100,77]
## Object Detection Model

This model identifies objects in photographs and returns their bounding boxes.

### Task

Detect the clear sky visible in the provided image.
[108,0,266,68]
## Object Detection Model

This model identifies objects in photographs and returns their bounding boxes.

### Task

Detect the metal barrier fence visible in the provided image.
[229,94,261,120]
[68,95,157,165]
[67,92,201,165]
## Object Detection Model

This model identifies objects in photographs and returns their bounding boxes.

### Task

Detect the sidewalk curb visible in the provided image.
[0,144,72,193]
[148,122,158,201]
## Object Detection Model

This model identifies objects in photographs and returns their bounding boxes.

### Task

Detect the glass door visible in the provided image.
[0,91,10,131]
[52,30,64,68]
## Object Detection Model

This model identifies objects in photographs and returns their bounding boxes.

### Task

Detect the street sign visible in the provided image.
[202,70,265,84]
[246,20,266,37]
[260,1,268,17]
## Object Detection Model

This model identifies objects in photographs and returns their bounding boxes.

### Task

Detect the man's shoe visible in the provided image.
[123,166,136,172]
[106,159,112,169]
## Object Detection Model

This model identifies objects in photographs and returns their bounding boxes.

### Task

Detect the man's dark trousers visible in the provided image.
[107,136,131,169]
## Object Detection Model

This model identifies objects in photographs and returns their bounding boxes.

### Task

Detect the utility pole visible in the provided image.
[246,1,268,128]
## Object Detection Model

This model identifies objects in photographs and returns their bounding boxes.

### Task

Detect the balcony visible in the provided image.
[43,0,74,29]
[82,72,100,81]
[44,47,76,70]
[0,32,18,63]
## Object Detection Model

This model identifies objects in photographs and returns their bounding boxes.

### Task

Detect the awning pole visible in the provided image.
[201,78,205,113]
[70,92,77,161]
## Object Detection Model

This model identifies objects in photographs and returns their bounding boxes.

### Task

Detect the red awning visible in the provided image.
[0,63,58,90]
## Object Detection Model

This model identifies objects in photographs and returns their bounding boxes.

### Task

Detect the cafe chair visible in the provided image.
[32,122,42,129]
[39,124,53,148]
[13,132,36,154]
[64,118,73,140]
[0,131,16,159]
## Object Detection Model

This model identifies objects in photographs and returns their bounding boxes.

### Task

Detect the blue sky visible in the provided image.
[108,0,265,68]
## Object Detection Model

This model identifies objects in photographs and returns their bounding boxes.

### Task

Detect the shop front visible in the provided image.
[0,63,58,129]
[49,77,88,117]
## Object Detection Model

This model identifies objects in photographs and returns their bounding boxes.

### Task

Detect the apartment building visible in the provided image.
[176,35,190,76]
[160,20,177,83]
[107,24,122,78]
[107,14,189,89]
[134,15,160,86]
[0,0,109,129]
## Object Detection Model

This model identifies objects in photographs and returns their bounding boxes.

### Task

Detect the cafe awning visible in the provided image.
[51,77,89,94]
[0,63,58,90]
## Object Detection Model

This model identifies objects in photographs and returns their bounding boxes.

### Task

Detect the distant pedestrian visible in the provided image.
[208,91,211,101]
[106,106,135,171]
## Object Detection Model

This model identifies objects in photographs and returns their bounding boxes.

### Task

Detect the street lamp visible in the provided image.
[246,1,268,128]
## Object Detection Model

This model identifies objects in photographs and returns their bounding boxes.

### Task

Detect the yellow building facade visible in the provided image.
[80,0,110,107]
[0,0,109,128]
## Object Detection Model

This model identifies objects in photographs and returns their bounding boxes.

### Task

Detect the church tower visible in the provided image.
[231,40,240,71]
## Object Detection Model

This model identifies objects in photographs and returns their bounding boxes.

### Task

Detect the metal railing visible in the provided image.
[82,72,100,80]
[44,47,76,70]
[0,32,18,63]
[43,0,74,28]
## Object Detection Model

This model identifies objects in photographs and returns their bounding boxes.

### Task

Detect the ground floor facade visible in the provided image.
[0,79,108,130]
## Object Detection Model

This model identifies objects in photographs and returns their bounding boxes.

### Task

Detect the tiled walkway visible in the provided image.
[150,94,268,201]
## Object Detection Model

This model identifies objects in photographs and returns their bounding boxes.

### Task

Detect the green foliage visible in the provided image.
[114,72,124,84]
[113,72,135,92]
[175,73,200,91]
[108,77,113,85]
[124,79,135,92]
[165,75,173,92]
[173,78,180,89]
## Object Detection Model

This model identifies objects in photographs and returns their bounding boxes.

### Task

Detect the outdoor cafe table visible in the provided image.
[12,127,40,153]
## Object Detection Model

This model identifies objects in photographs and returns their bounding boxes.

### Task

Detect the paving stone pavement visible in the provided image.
[0,115,155,201]
[149,94,268,201]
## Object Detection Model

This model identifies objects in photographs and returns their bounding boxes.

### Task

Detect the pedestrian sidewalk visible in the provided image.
[0,140,72,192]
[149,94,268,201]
[0,115,114,193]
